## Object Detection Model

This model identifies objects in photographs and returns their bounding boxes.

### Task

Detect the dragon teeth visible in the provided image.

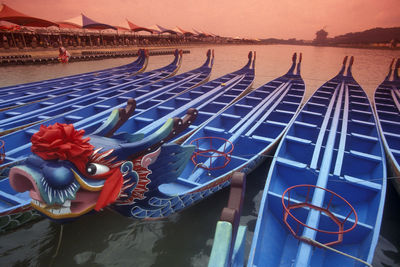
[32,199,41,206]
[67,188,74,198]
[57,191,64,203]
[32,199,72,215]
[60,207,71,214]
[49,208,58,214]
[49,207,71,215]
[32,199,46,208]
[63,200,71,207]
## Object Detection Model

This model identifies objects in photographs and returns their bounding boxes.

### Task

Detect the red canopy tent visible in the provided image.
[0,4,58,27]
[192,28,212,37]
[0,21,21,31]
[57,22,81,29]
[177,26,194,36]
[154,24,179,35]
[81,14,117,46]
[82,14,116,30]
[126,19,153,34]
[115,25,130,32]
[57,15,83,30]
[0,4,58,48]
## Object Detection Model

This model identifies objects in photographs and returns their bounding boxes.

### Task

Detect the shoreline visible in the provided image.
[0,45,199,58]
[0,45,194,66]
[0,43,398,58]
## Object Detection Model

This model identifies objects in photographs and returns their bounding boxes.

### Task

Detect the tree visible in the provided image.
[314,28,328,44]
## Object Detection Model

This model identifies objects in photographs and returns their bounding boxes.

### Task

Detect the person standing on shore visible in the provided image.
[2,34,9,49]
[58,46,71,63]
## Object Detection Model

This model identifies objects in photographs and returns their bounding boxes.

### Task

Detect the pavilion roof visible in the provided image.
[0,4,58,27]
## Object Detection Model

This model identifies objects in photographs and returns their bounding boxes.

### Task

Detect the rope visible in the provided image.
[191,162,208,174]
[301,237,373,267]
[49,224,64,267]
[53,224,64,258]
[191,162,215,182]
[123,221,140,241]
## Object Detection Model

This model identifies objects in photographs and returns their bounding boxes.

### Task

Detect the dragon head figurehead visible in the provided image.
[9,102,198,220]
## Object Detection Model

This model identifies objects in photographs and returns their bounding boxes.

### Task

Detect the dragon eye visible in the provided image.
[86,163,110,175]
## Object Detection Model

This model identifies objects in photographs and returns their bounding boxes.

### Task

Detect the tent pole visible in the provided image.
[21,32,27,48]
[10,31,16,48]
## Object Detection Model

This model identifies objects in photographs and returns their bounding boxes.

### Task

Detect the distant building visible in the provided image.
[314,29,328,44]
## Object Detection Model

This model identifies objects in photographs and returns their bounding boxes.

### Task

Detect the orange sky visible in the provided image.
[4,0,400,39]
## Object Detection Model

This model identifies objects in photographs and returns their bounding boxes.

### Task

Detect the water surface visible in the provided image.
[0,44,399,267]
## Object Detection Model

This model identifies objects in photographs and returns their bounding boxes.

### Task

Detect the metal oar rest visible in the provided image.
[190,137,234,170]
[282,184,358,247]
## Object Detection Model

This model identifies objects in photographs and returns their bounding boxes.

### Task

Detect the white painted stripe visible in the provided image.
[334,84,349,176]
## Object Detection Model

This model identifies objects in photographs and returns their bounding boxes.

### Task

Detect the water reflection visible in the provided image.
[150,186,230,266]
[0,219,54,266]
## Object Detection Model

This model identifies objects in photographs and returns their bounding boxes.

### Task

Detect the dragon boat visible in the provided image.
[0,50,253,172]
[0,49,154,111]
[247,57,386,267]
[0,50,214,231]
[7,52,303,223]
[0,49,148,99]
[0,49,185,135]
[131,52,304,218]
[83,51,256,139]
[3,51,251,222]
[374,58,400,195]
[0,49,214,169]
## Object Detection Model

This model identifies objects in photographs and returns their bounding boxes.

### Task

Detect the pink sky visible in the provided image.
[4,0,400,39]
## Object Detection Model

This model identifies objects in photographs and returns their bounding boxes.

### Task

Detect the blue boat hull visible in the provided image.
[0,50,212,231]
[374,58,400,195]
[114,53,305,219]
[248,57,386,267]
